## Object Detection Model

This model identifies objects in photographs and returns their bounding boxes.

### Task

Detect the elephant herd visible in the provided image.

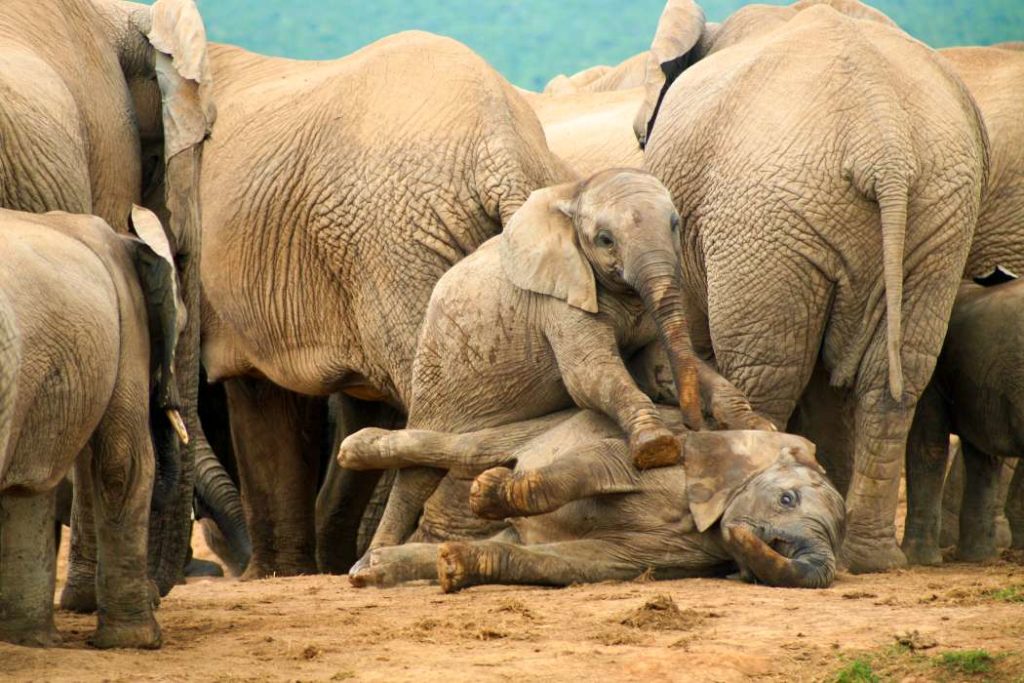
[1,0,1022,651]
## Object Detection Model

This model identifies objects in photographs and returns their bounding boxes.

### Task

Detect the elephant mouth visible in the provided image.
[724,521,837,589]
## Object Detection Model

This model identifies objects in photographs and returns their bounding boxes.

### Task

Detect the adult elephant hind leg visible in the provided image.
[0,490,60,647]
[956,441,1002,562]
[902,385,951,565]
[86,384,161,649]
[59,453,99,613]
[437,540,639,593]
[225,377,325,580]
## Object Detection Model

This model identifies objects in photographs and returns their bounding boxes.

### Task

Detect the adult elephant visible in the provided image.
[0,0,231,598]
[638,0,988,572]
[521,88,645,175]
[198,32,575,579]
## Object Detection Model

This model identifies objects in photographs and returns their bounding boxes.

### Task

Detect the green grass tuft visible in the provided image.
[936,649,995,675]
[989,584,1024,603]
[835,659,880,683]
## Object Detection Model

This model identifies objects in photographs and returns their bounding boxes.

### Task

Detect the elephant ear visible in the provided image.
[500,182,599,314]
[127,205,187,434]
[633,0,708,147]
[137,0,216,161]
[682,432,819,532]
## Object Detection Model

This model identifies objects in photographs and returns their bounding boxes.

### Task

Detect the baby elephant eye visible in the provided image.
[779,491,797,508]
[670,214,681,233]
[595,230,615,249]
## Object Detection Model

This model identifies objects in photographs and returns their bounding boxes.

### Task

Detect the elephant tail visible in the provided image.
[876,174,907,402]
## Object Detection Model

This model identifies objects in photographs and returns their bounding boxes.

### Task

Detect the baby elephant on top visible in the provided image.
[361,169,772,557]
[342,407,846,590]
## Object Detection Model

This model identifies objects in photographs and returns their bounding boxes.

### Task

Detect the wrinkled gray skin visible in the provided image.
[198,32,575,579]
[903,278,1024,564]
[521,88,645,175]
[938,443,1018,553]
[356,170,773,571]
[0,0,233,601]
[0,207,180,649]
[341,406,845,591]
[639,0,988,573]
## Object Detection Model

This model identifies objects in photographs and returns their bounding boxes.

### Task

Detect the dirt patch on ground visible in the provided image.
[2,528,1023,682]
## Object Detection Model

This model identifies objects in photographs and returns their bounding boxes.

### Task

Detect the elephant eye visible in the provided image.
[779,491,798,508]
[670,214,681,233]
[595,230,615,249]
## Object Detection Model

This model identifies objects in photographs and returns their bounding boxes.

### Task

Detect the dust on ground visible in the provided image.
[2,527,1022,682]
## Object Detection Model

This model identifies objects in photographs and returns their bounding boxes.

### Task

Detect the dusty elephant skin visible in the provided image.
[197,32,574,579]
[351,169,780,567]
[342,406,844,591]
[639,0,988,573]
[0,0,224,601]
[0,207,182,649]
[903,278,1024,565]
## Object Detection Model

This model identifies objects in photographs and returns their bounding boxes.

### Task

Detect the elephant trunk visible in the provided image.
[195,442,251,573]
[724,523,837,589]
[628,252,703,429]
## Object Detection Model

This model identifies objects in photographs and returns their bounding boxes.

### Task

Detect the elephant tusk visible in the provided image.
[166,408,190,445]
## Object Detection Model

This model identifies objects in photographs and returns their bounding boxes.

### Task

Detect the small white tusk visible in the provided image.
[166,409,189,445]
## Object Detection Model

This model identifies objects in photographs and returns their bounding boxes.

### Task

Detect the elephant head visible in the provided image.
[500,169,703,428]
[683,430,846,588]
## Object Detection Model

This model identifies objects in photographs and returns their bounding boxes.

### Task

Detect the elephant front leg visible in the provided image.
[86,397,161,650]
[60,453,100,613]
[902,385,950,566]
[437,540,639,592]
[552,322,677,470]
[225,377,324,580]
[0,489,61,647]
[956,441,1002,562]
[843,391,912,573]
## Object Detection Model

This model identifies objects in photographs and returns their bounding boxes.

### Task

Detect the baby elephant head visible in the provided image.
[682,430,846,588]
[501,169,702,428]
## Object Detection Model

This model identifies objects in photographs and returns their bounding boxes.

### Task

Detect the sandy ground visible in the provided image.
[1,525,1022,682]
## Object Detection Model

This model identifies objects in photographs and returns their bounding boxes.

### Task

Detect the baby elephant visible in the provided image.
[904,274,1024,564]
[362,169,754,558]
[0,207,184,649]
[344,406,845,590]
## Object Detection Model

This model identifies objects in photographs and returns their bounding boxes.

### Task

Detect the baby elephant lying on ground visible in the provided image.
[342,407,846,591]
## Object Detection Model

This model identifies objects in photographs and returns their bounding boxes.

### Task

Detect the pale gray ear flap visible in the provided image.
[500,183,599,314]
[633,0,707,147]
[682,431,815,531]
[142,0,216,158]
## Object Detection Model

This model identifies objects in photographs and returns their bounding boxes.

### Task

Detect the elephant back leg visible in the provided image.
[59,452,100,614]
[225,377,325,580]
[437,540,640,593]
[0,56,92,215]
[84,367,160,649]
[956,440,1003,562]
[902,382,952,565]
[0,489,60,646]
[1005,461,1024,550]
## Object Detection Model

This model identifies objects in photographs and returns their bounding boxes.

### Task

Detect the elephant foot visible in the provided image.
[995,515,1012,550]
[842,534,907,574]
[437,542,479,594]
[0,621,62,648]
[88,618,161,650]
[469,467,516,520]
[631,428,680,470]
[59,580,98,614]
[347,551,374,587]
[956,541,998,563]
[185,557,225,578]
[901,537,943,566]
[337,428,392,469]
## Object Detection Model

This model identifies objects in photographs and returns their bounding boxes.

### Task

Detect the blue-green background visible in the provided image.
[191,1,1023,90]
